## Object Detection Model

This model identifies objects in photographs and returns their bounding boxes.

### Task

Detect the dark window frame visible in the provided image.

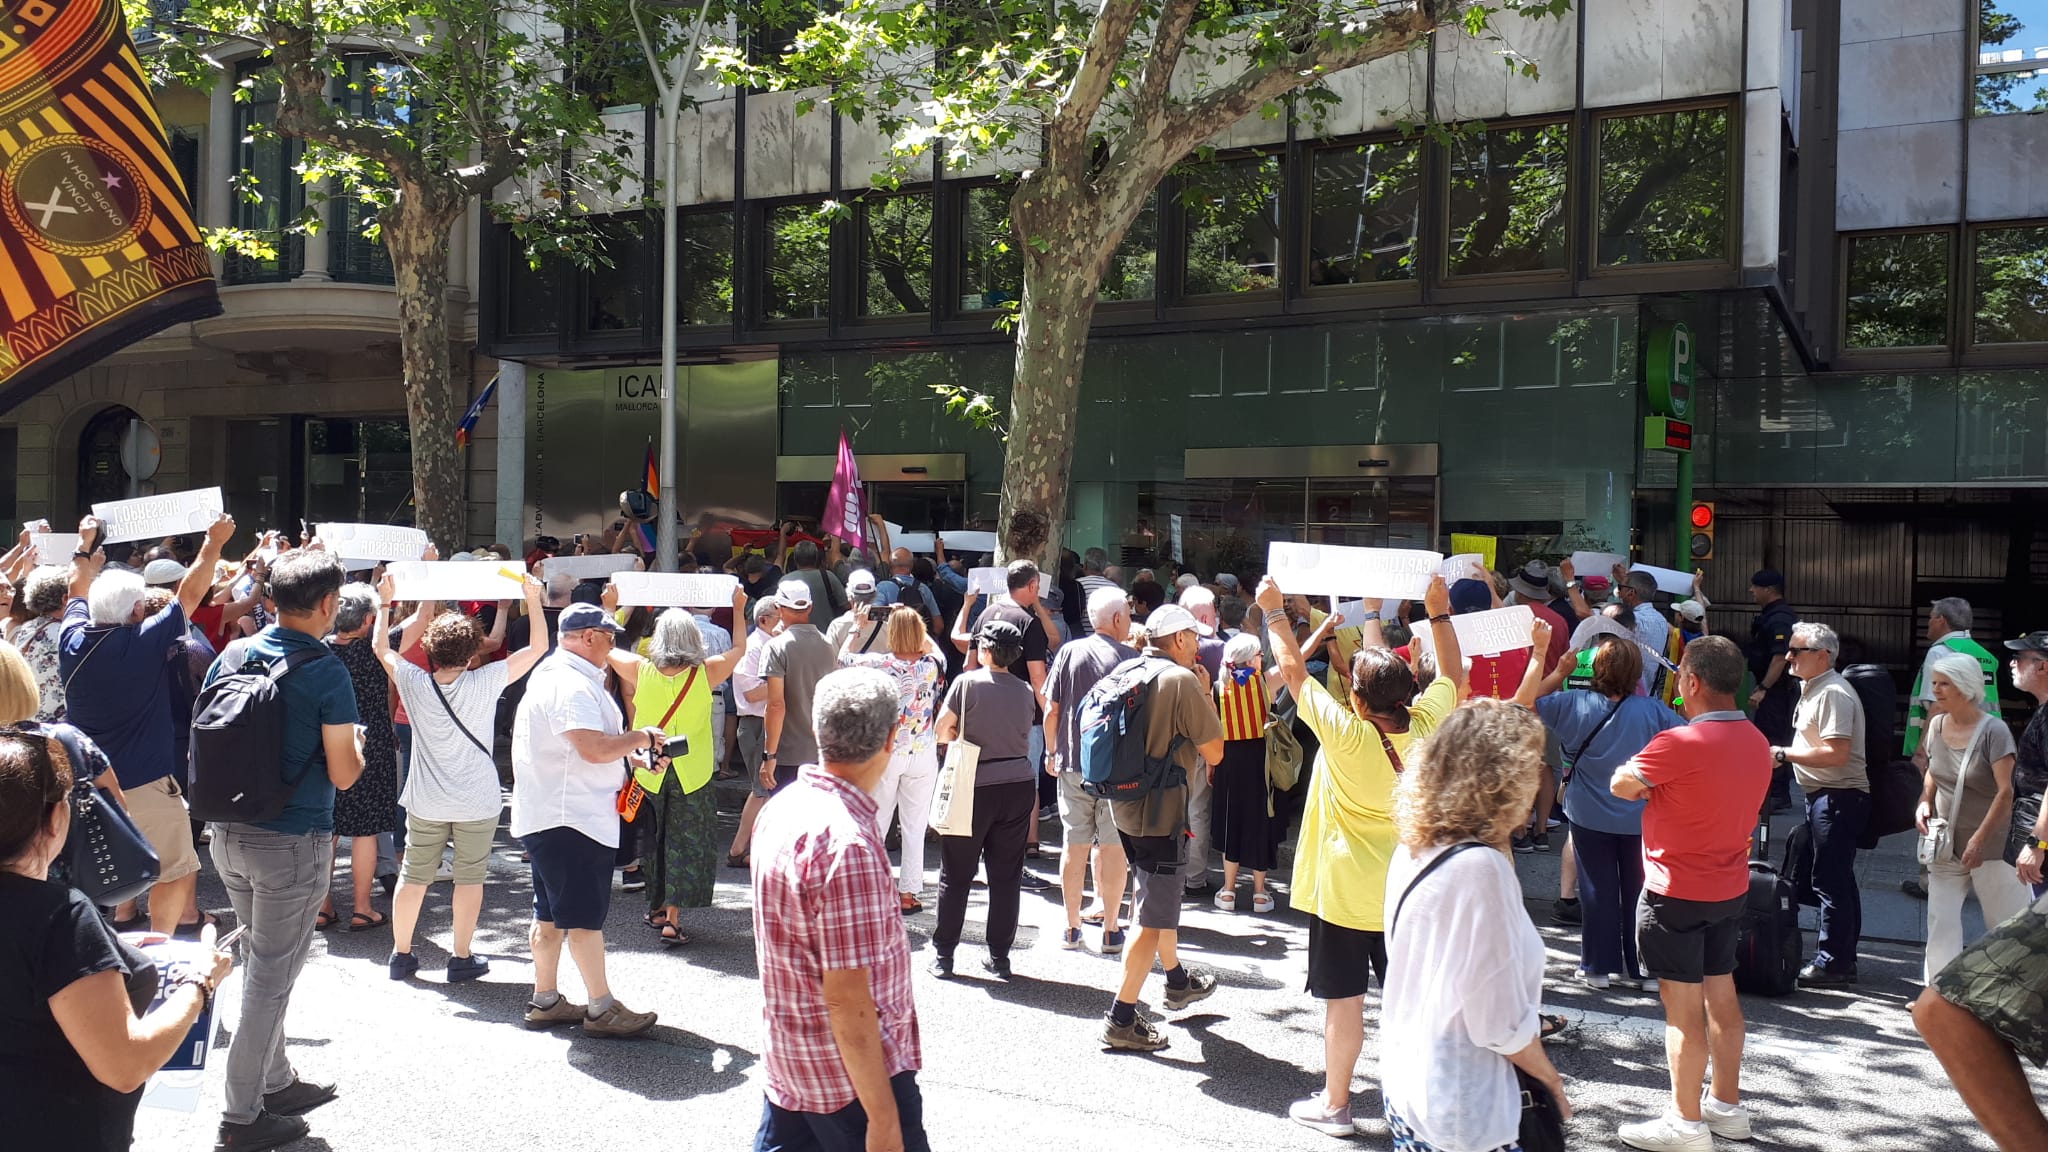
[1433,114,1576,292]
[225,57,305,285]
[1966,217,2048,353]
[1586,98,1740,275]
[750,195,837,329]
[1168,147,1288,306]
[573,212,656,345]
[672,204,740,334]
[1299,133,1426,304]
[1971,2,2048,118]
[329,54,400,285]
[850,186,938,323]
[1836,226,1959,359]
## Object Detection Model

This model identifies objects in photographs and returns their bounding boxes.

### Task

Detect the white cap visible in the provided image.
[775,578,813,609]
[846,569,877,594]
[141,558,188,587]
[1145,604,1201,639]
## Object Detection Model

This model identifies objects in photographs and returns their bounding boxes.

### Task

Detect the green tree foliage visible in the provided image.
[134,0,663,548]
[705,0,1570,560]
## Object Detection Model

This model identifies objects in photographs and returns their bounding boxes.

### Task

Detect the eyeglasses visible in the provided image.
[1786,646,1817,653]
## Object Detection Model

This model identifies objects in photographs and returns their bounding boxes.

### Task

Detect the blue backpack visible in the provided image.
[1077,657,1189,801]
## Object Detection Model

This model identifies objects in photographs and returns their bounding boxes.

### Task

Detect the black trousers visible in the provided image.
[932,779,1037,960]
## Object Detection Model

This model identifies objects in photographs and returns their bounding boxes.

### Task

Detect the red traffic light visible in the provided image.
[1690,503,1715,529]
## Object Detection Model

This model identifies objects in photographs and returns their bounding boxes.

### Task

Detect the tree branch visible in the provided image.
[1134,0,1201,125]
[1159,4,1436,158]
[1047,0,1145,176]
[267,21,422,187]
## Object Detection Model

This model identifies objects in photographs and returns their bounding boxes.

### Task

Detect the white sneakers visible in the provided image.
[1618,1113,1713,1151]
[1619,1099,1754,1150]
[1287,1096,1357,1138]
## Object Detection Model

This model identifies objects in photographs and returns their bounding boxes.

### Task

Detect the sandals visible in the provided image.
[314,910,339,931]
[725,852,750,869]
[899,893,924,916]
[659,923,689,947]
[172,912,221,940]
[1080,908,1106,926]
[1251,892,1275,914]
[1539,1014,1573,1041]
[1213,890,1238,912]
[644,911,669,931]
[348,911,388,932]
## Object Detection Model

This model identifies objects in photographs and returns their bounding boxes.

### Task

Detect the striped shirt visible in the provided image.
[750,766,921,1113]
[1218,667,1269,742]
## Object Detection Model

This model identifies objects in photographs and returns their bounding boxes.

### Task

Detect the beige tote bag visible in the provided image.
[928,676,981,836]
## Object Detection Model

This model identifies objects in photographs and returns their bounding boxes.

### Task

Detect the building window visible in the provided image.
[1307,140,1421,287]
[226,60,303,284]
[330,57,402,284]
[1973,223,2048,344]
[1102,193,1159,302]
[1445,122,1570,277]
[1595,106,1732,267]
[762,201,833,322]
[168,127,201,211]
[583,217,646,333]
[499,229,562,338]
[961,185,1021,312]
[1180,152,1282,297]
[1975,1,2048,116]
[858,191,934,317]
[677,210,734,326]
[1844,231,1951,349]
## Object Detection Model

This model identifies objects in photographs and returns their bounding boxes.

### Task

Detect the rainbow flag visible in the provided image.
[643,439,659,499]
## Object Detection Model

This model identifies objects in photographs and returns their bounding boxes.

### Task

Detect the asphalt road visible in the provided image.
[132,813,2038,1152]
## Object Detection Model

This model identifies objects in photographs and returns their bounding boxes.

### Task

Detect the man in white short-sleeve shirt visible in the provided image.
[512,603,670,1037]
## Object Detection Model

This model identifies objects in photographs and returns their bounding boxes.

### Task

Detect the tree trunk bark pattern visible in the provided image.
[1002,239,1104,567]
[382,192,467,554]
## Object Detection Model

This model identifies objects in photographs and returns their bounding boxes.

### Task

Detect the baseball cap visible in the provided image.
[2006,631,2048,654]
[1145,604,1201,639]
[1508,560,1552,602]
[1673,599,1706,622]
[775,578,814,609]
[1449,578,1492,616]
[141,558,188,587]
[977,618,1024,648]
[558,603,624,635]
[1582,574,1612,592]
[846,569,877,595]
[1751,568,1786,589]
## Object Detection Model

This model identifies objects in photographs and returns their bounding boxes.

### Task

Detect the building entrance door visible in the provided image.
[775,454,970,554]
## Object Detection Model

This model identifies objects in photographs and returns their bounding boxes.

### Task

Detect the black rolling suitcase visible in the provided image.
[1733,817,1803,996]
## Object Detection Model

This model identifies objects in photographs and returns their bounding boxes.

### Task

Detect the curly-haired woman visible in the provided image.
[1380,698,1571,1152]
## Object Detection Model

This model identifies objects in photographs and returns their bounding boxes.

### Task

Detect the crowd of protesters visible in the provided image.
[2,509,2045,1152]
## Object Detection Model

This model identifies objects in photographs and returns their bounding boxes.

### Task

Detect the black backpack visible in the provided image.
[187,644,335,824]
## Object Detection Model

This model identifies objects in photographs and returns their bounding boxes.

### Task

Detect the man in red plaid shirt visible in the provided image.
[751,667,928,1152]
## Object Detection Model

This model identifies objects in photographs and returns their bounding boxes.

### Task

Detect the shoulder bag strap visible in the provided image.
[655,667,699,732]
[1389,841,1489,940]
[1938,713,1988,833]
[427,671,493,761]
[59,628,113,697]
[1564,698,1627,782]
[1367,719,1405,774]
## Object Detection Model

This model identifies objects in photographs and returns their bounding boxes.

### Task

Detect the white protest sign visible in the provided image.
[1169,514,1184,564]
[1267,542,1442,600]
[387,560,527,601]
[893,532,937,553]
[612,571,739,608]
[92,487,224,544]
[32,533,82,565]
[1630,564,1696,596]
[1439,553,1485,582]
[1450,605,1535,657]
[539,554,642,581]
[1569,552,1629,580]
[1334,600,1371,629]
[1568,613,1637,651]
[316,523,428,564]
[939,531,999,554]
[967,567,1008,596]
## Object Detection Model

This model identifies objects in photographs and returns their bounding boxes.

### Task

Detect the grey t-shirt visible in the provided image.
[394,660,509,823]
[1044,634,1137,774]
[763,623,838,768]
[941,668,1038,786]
[1791,668,1870,792]
[1925,712,2020,857]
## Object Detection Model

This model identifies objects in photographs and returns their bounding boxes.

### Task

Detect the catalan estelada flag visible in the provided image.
[0,0,220,410]
[455,376,497,448]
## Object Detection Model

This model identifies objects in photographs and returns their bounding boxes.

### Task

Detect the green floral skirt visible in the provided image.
[642,777,717,911]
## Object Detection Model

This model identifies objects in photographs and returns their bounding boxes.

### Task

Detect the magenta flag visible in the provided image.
[822,429,865,543]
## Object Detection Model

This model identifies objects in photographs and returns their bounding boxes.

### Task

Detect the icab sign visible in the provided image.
[1645,323,1694,421]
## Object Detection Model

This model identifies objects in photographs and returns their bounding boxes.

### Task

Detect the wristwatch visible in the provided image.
[72,550,93,560]
[761,752,777,762]
[2036,838,2048,853]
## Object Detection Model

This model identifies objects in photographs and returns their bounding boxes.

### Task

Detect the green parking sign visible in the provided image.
[1646,323,1694,421]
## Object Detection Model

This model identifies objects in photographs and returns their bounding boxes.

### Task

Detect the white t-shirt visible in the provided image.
[733,628,773,718]
[511,651,626,847]
[1380,842,1545,1152]
[393,661,508,823]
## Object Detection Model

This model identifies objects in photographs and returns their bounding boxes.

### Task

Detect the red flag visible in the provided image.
[822,430,864,543]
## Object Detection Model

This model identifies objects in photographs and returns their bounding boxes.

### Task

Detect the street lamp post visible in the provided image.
[630,0,712,572]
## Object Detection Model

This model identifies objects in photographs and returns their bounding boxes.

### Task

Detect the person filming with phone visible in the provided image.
[0,725,235,1151]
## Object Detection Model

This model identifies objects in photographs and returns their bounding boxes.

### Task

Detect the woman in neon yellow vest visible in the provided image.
[610,589,750,945]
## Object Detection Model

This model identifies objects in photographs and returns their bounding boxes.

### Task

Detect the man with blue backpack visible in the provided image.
[1078,602,1225,1052]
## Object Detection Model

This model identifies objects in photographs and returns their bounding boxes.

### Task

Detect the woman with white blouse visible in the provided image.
[1381,698,1570,1152]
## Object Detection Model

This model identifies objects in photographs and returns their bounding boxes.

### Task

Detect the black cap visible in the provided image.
[2005,631,2048,653]
[977,618,1024,647]
[1751,569,1785,589]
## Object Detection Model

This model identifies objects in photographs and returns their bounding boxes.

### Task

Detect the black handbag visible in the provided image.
[1392,842,1567,1152]
[36,724,161,906]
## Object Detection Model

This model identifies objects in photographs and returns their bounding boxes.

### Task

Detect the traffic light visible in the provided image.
[1689,501,1717,561]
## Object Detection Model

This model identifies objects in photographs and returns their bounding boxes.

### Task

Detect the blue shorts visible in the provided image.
[525,826,615,930]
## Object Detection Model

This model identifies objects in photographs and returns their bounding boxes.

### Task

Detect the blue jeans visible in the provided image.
[1806,787,1871,973]
[754,1071,929,1152]
[1571,825,1644,978]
